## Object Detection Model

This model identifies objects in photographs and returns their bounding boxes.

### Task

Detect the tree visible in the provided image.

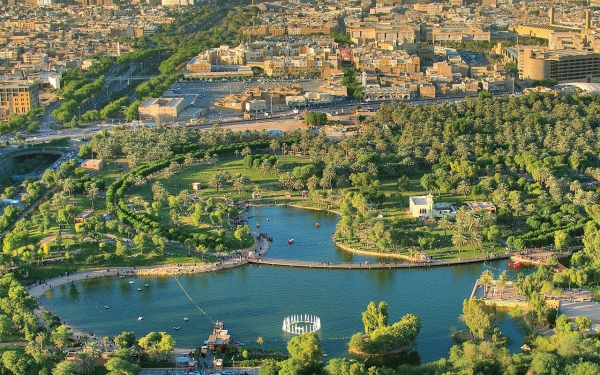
[529,352,561,375]
[114,331,136,349]
[361,301,388,334]
[287,332,323,362]
[437,216,452,236]
[486,225,501,243]
[50,325,73,352]
[133,233,147,254]
[397,176,410,192]
[479,270,494,294]
[52,360,78,375]
[555,230,571,252]
[2,350,30,375]
[208,170,231,193]
[456,180,471,196]
[462,298,492,340]
[75,342,101,375]
[452,230,468,252]
[496,270,509,299]
[575,316,592,333]
[86,182,100,210]
[105,357,140,375]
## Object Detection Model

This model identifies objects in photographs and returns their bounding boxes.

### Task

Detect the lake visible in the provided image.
[41,206,525,365]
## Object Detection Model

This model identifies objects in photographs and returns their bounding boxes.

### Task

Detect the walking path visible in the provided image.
[248,252,512,269]
[28,232,271,299]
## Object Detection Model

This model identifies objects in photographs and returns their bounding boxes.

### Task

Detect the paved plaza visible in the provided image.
[559,300,600,323]
[141,369,169,375]
[140,368,259,375]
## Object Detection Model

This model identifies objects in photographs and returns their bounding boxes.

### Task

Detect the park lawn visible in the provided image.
[17,240,218,285]
[0,334,28,344]
[0,346,25,356]
[133,155,313,201]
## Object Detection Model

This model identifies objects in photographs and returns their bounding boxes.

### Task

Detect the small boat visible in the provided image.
[266,218,270,221]
[183,317,189,321]
[138,317,143,321]
[288,239,295,245]
[104,305,109,309]
[119,276,125,278]
[256,223,260,227]
[315,223,320,227]
[137,288,143,291]
[144,284,150,287]
[323,353,328,357]
[173,326,181,330]
[509,261,523,269]
[128,281,135,284]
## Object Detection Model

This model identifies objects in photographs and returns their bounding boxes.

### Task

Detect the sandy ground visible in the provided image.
[215,117,352,141]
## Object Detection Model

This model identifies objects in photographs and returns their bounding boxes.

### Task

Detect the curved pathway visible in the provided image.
[28,232,271,299]
[248,253,511,269]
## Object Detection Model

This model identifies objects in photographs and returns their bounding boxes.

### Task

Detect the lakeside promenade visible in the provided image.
[28,233,272,299]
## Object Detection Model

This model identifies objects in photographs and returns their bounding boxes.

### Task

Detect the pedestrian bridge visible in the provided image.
[247,254,511,269]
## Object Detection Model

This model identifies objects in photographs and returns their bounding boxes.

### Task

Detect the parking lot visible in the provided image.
[169,78,326,114]
[140,369,259,375]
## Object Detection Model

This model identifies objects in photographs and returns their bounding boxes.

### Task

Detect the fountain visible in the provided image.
[282,314,321,335]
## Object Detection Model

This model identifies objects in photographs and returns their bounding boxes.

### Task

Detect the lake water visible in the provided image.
[41,206,525,365]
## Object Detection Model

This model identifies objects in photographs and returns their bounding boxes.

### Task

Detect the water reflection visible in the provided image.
[358,350,422,367]
[68,283,80,300]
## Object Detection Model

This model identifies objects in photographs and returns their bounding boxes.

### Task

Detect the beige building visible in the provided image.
[0,81,39,121]
[138,98,185,119]
[245,99,267,113]
[80,159,104,171]
[521,49,600,83]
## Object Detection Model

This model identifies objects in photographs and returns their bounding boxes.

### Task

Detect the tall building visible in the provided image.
[0,81,39,121]
[521,49,600,83]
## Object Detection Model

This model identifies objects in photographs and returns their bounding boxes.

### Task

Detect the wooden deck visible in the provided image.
[247,253,513,269]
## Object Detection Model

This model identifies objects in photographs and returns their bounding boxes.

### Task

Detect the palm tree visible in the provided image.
[456,180,471,196]
[75,342,101,375]
[469,233,483,253]
[86,183,99,210]
[269,139,280,155]
[452,230,468,252]
[496,270,509,299]
[62,179,75,196]
[437,216,452,237]
[479,270,494,295]
[240,146,251,158]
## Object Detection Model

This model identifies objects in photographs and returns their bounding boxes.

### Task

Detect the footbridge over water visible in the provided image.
[247,254,513,269]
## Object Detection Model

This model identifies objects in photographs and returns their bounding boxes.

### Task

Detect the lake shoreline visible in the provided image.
[28,233,271,299]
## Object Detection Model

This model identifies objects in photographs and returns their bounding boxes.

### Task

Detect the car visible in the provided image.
[222,371,236,375]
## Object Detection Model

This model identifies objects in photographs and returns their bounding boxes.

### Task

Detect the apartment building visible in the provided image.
[0,81,39,121]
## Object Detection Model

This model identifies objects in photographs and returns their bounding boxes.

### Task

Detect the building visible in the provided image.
[81,159,104,171]
[0,81,39,121]
[206,321,230,353]
[521,49,600,83]
[466,201,497,213]
[409,194,457,218]
[245,99,267,113]
[138,98,185,119]
[74,209,95,223]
